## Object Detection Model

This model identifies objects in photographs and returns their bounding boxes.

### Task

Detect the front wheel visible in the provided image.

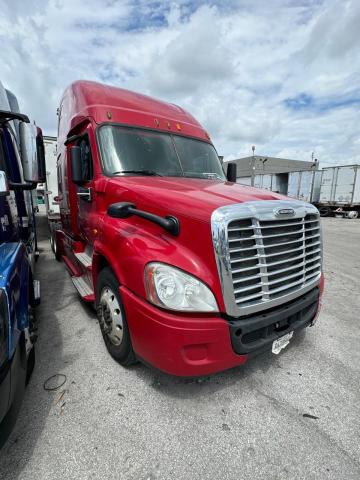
[95,267,136,366]
[51,230,62,261]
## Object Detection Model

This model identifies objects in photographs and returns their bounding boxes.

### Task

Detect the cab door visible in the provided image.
[75,129,97,245]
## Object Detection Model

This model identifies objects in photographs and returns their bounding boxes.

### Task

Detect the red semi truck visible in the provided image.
[54,81,324,376]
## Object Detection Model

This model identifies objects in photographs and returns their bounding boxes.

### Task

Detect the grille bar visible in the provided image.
[229,228,306,242]
[227,213,322,308]
[233,256,322,283]
[267,249,321,266]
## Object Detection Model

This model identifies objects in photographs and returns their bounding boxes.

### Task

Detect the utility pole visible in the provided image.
[251,145,256,186]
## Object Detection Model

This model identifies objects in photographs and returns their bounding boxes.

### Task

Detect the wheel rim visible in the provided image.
[99,287,124,346]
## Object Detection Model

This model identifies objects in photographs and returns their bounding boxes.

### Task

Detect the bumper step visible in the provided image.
[71,275,94,301]
[74,251,92,269]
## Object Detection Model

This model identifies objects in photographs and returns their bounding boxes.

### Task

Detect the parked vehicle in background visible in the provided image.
[316,165,360,218]
[54,80,324,377]
[287,170,322,204]
[237,173,289,195]
[36,136,61,252]
[0,81,44,448]
[43,136,58,217]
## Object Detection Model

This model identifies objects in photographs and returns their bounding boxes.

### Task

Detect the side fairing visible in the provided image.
[0,243,30,360]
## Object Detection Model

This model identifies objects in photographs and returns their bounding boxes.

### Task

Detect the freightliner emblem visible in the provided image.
[274,207,295,217]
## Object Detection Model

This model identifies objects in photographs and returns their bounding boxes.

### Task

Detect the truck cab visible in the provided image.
[0,82,43,448]
[55,80,324,377]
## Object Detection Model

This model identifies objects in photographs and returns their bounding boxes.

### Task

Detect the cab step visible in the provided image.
[71,275,95,302]
[74,251,92,269]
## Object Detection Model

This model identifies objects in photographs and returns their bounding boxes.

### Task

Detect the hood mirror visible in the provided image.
[20,121,45,183]
[226,162,237,183]
[36,128,46,183]
[70,145,84,184]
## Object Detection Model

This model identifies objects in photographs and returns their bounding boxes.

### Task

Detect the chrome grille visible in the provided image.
[228,214,321,308]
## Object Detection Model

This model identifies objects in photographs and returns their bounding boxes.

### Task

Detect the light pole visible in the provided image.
[251,145,256,186]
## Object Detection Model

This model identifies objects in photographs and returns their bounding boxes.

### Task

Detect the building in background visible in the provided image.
[225,155,318,179]
[223,155,319,195]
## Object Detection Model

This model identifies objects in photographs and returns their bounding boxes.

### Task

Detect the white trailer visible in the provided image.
[317,165,360,218]
[287,170,322,203]
[252,173,288,194]
[41,136,61,249]
[42,136,59,217]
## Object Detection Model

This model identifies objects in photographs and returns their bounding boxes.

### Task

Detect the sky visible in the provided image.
[1,0,359,167]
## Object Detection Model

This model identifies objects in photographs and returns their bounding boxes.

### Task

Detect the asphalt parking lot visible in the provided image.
[0,215,359,480]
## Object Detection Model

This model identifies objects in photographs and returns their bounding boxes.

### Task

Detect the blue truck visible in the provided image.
[0,82,44,448]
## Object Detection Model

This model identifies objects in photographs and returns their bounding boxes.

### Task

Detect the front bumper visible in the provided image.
[121,286,248,377]
[228,287,319,357]
[120,274,323,377]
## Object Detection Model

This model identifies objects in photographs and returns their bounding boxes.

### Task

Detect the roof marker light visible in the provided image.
[167,122,171,129]
[176,123,181,130]
[107,111,112,119]
[154,118,160,127]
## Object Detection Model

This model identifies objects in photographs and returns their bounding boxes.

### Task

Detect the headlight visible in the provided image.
[144,263,218,312]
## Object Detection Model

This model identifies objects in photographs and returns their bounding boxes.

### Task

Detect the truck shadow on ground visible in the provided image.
[0,218,78,479]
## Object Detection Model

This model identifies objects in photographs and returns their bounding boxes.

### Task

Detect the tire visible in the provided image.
[95,267,136,366]
[50,231,55,253]
[345,210,359,219]
[52,232,62,261]
[319,206,331,217]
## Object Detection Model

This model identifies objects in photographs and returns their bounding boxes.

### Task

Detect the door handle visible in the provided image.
[77,187,92,202]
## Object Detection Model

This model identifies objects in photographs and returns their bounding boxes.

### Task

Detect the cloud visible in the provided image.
[0,0,359,167]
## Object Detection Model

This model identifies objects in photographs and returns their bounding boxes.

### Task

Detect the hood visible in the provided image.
[106,177,288,222]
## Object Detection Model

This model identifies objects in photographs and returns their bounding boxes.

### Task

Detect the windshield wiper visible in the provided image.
[202,172,225,180]
[183,172,225,180]
[112,170,162,176]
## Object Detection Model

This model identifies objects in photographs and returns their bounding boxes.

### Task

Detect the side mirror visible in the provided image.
[36,128,46,183]
[0,171,9,196]
[226,162,237,183]
[19,122,40,183]
[70,146,84,184]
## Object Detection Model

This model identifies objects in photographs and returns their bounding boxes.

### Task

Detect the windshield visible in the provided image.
[98,125,225,180]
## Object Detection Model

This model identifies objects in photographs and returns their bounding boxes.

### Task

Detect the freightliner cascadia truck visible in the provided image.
[0,81,44,447]
[54,80,324,377]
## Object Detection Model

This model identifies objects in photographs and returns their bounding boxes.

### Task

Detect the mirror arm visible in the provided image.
[108,202,180,236]
[65,134,82,146]
[9,181,38,191]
